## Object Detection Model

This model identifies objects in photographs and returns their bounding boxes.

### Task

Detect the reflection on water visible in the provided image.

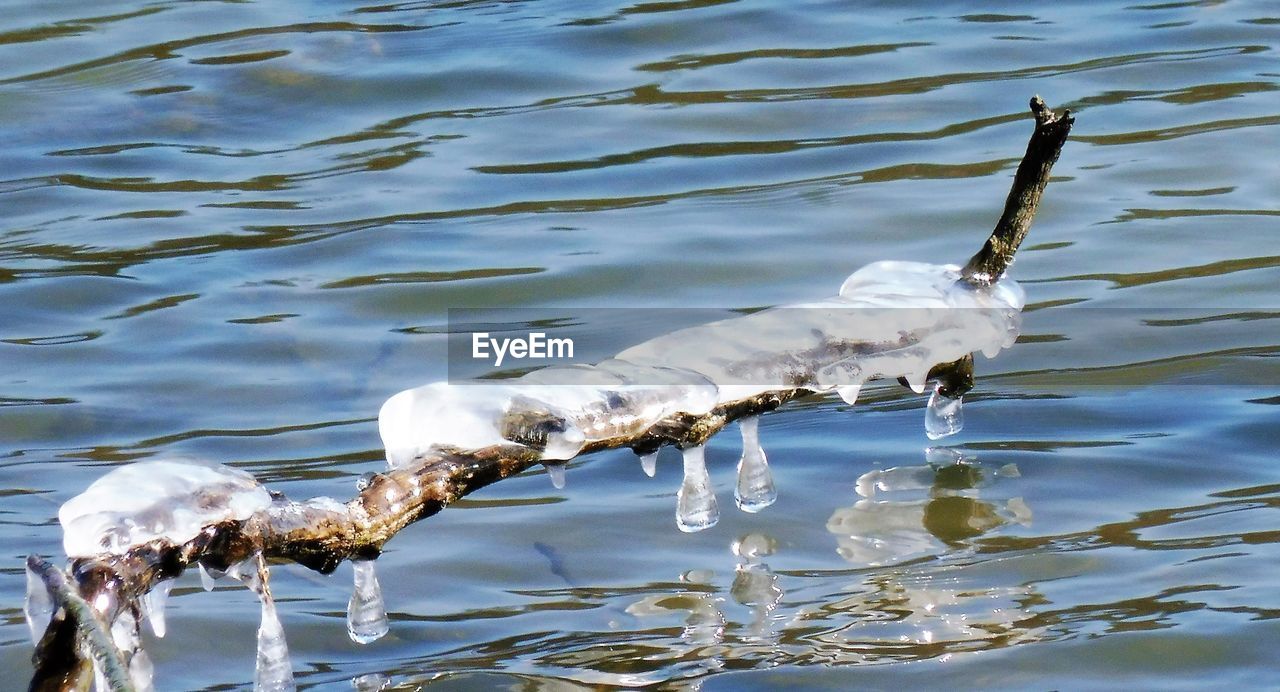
[834,447,1030,565]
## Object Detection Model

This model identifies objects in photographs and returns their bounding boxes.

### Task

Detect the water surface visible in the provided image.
[2,0,1278,688]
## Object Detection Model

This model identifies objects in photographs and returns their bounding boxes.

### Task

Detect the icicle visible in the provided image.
[544,463,567,490]
[676,445,718,532]
[24,562,53,645]
[836,384,861,405]
[981,344,1000,359]
[903,368,929,394]
[347,559,389,644]
[638,450,658,478]
[924,386,964,440]
[141,580,173,638]
[734,416,776,513]
[198,562,219,592]
[110,608,155,692]
[233,554,295,692]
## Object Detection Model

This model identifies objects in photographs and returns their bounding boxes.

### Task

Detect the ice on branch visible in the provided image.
[28,96,1075,692]
[380,261,1023,470]
[379,359,718,466]
[58,459,273,558]
[619,261,1024,403]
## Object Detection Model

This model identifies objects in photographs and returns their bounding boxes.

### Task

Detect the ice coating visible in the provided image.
[58,459,273,558]
[619,261,1023,403]
[380,261,1021,469]
[379,359,718,467]
[347,559,389,644]
[734,416,776,512]
[378,382,573,467]
[676,445,718,532]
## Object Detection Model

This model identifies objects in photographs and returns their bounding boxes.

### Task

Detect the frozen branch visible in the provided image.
[28,97,1072,691]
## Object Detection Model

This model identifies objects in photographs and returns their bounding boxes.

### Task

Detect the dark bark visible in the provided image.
[962,96,1075,284]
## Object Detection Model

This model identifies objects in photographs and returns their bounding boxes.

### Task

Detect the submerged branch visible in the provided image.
[29,97,1072,691]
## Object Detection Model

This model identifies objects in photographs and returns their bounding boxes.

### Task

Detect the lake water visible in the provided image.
[2,0,1278,689]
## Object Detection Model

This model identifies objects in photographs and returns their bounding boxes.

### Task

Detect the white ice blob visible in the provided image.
[378,382,582,467]
[24,562,53,645]
[925,386,965,440]
[231,554,294,692]
[676,445,718,532]
[347,559,389,645]
[141,580,173,638]
[59,459,273,558]
[734,416,776,513]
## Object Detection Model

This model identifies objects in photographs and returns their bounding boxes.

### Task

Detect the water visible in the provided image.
[2,0,1278,688]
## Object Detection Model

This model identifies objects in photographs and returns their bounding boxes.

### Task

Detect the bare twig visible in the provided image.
[962,96,1075,284]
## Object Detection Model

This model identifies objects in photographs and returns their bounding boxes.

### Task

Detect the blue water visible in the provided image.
[2,0,1278,688]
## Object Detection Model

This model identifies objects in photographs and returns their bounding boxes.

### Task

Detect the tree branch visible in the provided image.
[28,97,1073,691]
[962,96,1074,284]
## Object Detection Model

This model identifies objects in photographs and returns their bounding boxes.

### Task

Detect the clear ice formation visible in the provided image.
[638,450,658,478]
[108,607,155,692]
[619,261,1023,403]
[231,553,295,692]
[734,416,776,513]
[924,385,964,440]
[378,261,1022,471]
[379,359,718,466]
[58,459,273,558]
[544,462,567,489]
[676,445,718,532]
[347,559,389,645]
[141,579,173,638]
[374,260,1023,531]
